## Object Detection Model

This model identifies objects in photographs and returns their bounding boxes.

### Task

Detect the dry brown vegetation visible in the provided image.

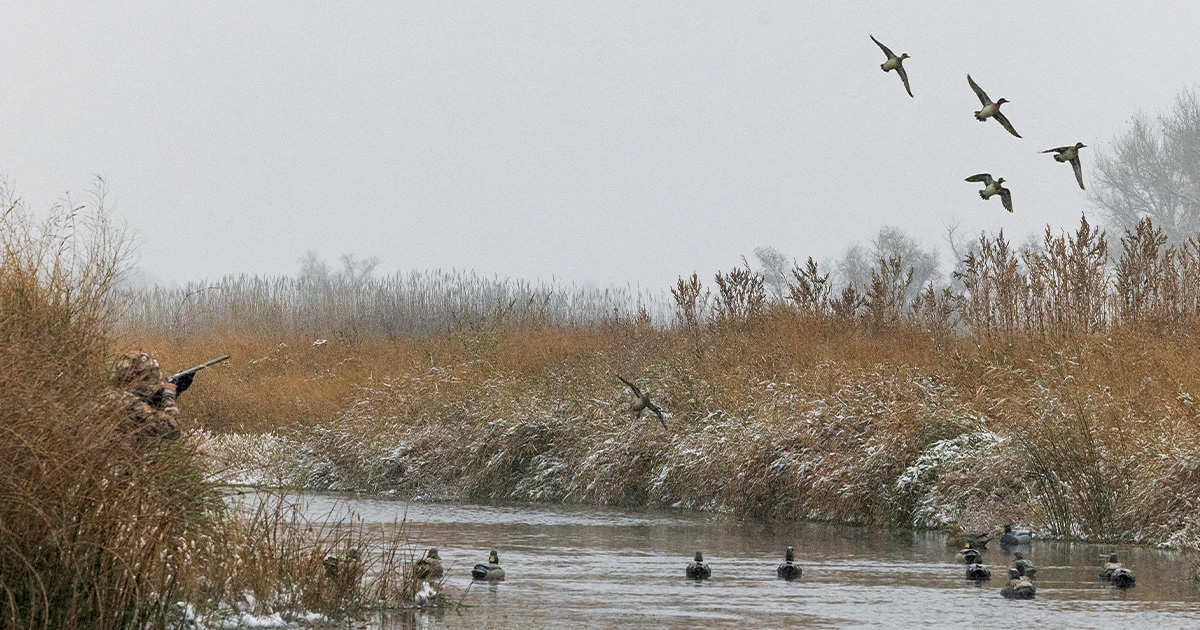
[0,186,426,629]
[129,216,1200,549]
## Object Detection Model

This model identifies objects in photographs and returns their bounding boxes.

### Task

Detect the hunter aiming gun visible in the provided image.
[166,355,230,396]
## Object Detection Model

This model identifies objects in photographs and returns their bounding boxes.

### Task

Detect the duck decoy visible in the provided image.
[999,524,1032,547]
[776,547,802,581]
[967,75,1021,138]
[956,542,983,565]
[1100,553,1136,588]
[946,531,991,550]
[1012,552,1037,579]
[324,549,362,583]
[966,562,992,581]
[414,547,444,582]
[870,35,913,98]
[471,549,505,582]
[965,174,1013,213]
[1001,568,1036,599]
[1042,143,1087,190]
[686,551,712,580]
[618,375,667,430]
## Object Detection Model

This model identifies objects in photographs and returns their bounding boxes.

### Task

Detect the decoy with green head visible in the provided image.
[1042,142,1087,190]
[618,375,667,430]
[965,174,1013,213]
[777,547,802,581]
[471,549,505,582]
[968,75,1021,138]
[686,551,712,580]
[870,35,913,98]
[414,547,444,582]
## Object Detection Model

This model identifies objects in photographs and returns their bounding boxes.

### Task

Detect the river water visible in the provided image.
[299,494,1200,629]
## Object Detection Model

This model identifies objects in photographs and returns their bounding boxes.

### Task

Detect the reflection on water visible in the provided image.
[297,495,1200,629]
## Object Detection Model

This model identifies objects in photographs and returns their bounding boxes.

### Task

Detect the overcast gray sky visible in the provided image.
[3,2,1198,289]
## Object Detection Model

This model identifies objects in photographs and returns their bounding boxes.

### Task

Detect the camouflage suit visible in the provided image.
[111,351,181,440]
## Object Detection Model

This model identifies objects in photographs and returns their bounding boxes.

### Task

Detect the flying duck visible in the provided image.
[870,35,913,98]
[965,174,1013,213]
[1042,142,1087,190]
[618,375,667,430]
[968,75,1021,138]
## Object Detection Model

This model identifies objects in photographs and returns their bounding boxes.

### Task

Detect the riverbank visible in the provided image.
[157,319,1200,550]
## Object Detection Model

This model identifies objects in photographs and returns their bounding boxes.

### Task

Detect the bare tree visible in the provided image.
[753,246,790,300]
[1092,88,1200,243]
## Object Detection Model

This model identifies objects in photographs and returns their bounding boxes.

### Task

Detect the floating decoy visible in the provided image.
[1042,142,1087,190]
[471,549,505,582]
[414,547,444,582]
[618,375,667,430]
[1001,568,1036,599]
[776,547,802,581]
[999,524,1032,547]
[965,174,1013,213]
[686,551,712,580]
[968,75,1021,138]
[956,542,983,565]
[870,35,913,98]
[946,531,991,550]
[1100,553,1136,588]
[966,563,992,581]
[1012,552,1036,579]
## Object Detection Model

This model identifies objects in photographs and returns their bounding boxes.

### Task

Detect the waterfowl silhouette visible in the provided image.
[999,524,1032,548]
[956,542,983,565]
[1042,142,1087,190]
[1001,568,1036,599]
[471,549,505,582]
[946,530,991,550]
[1012,552,1037,579]
[965,174,1013,213]
[966,563,992,581]
[870,35,913,98]
[323,549,363,583]
[968,75,1021,138]
[686,551,712,580]
[414,547,444,582]
[618,375,667,430]
[776,547,802,581]
[1100,553,1136,588]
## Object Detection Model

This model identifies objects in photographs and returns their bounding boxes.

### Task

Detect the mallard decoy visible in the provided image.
[1100,553,1135,588]
[1001,568,1036,599]
[946,531,991,550]
[999,524,1032,547]
[870,35,912,98]
[956,542,983,565]
[967,75,1021,138]
[686,551,711,580]
[1013,552,1037,579]
[1042,143,1087,190]
[965,174,1013,213]
[618,375,667,430]
[414,547,444,582]
[966,563,992,581]
[776,547,802,581]
[471,549,505,582]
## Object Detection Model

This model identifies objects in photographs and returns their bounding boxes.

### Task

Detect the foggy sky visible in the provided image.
[3,2,1198,290]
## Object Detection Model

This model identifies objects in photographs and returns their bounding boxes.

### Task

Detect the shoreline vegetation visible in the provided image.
[141,215,1200,553]
[1,190,436,630]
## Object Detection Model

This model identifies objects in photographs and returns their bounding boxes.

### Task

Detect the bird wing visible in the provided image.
[1042,146,1071,154]
[1070,156,1085,190]
[965,173,994,184]
[999,187,1013,213]
[648,403,667,430]
[896,64,913,98]
[993,110,1021,138]
[870,35,895,59]
[617,375,642,398]
[967,74,991,106]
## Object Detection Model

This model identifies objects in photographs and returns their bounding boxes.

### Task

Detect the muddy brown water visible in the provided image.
[295,494,1200,629]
